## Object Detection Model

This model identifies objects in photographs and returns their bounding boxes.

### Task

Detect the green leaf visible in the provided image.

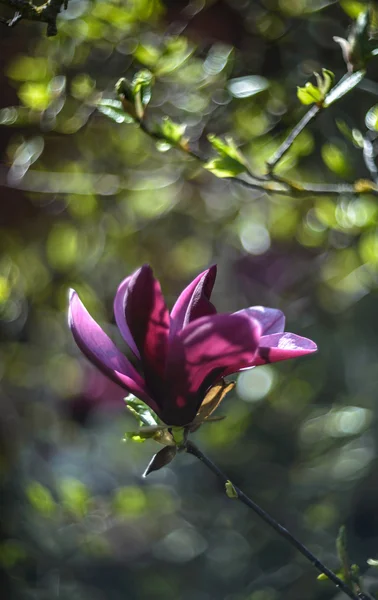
[204,134,248,178]
[317,571,346,582]
[320,69,335,95]
[124,432,150,443]
[324,70,365,107]
[297,82,323,105]
[156,116,187,147]
[97,99,134,124]
[132,69,154,119]
[125,394,159,427]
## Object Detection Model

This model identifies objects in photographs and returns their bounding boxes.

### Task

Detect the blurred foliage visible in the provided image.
[2,1,378,600]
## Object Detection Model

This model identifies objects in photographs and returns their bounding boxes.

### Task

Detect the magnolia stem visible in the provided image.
[185,440,370,600]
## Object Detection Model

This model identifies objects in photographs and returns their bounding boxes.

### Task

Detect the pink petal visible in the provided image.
[113,275,140,358]
[125,266,170,389]
[170,265,217,336]
[254,332,317,366]
[163,313,261,425]
[68,289,158,411]
[234,306,285,335]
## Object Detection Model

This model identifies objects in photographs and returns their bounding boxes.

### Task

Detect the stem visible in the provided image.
[137,117,378,197]
[0,0,68,36]
[266,104,320,173]
[185,441,370,600]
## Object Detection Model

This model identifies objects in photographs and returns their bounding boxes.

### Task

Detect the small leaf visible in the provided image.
[320,69,335,95]
[125,395,159,427]
[123,431,150,443]
[225,481,238,499]
[115,78,133,102]
[297,83,323,105]
[156,116,188,147]
[143,446,177,477]
[127,425,175,446]
[132,70,154,119]
[205,134,248,178]
[97,99,134,124]
[317,571,346,582]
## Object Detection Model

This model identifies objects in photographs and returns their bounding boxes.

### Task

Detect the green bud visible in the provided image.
[205,134,248,178]
[225,481,238,499]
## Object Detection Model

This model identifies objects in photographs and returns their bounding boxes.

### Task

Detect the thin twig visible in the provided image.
[185,440,371,600]
[137,116,378,197]
[266,104,321,173]
[0,0,68,35]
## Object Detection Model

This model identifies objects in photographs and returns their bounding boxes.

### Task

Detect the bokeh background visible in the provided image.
[1,1,378,599]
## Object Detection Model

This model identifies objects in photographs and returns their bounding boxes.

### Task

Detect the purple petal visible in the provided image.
[114,275,140,358]
[234,306,285,335]
[170,265,217,336]
[163,313,261,425]
[125,265,170,389]
[254,332,317,366]
[68,289,158,411]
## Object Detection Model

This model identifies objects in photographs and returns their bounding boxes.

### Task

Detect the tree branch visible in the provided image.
[136,115,378,198]
[185,441,371,600]
[0,0,68,36]
[266,104,321,173]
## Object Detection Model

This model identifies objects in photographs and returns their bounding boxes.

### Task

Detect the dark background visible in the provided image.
[1,1,378,599]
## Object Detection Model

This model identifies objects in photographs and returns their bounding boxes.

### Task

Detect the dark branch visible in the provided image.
[185,441,371,600]
[0,0,69,36]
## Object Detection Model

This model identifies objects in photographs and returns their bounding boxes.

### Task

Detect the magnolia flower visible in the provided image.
[68,265,317,427]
